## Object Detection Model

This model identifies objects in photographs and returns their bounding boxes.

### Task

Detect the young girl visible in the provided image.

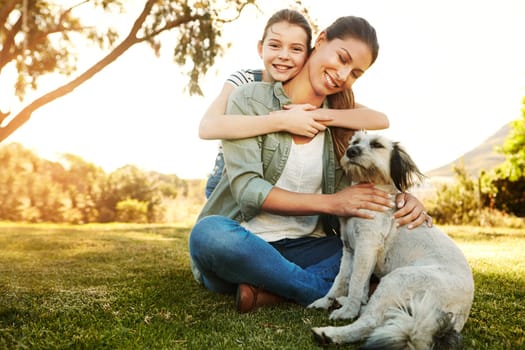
[200,9,390,197]
[190,15,429,313]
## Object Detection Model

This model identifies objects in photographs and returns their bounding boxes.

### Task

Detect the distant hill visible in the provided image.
[426,123,511,178]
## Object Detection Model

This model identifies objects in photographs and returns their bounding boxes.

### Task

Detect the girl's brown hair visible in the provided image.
[261,9,313,55]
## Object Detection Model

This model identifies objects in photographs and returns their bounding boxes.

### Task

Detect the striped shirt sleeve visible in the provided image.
[226,69,261,87]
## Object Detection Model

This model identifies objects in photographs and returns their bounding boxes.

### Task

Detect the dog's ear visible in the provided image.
[390,142,425,192]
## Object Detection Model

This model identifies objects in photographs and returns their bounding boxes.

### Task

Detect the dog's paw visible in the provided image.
[335,296,349,305]
[311,327,334,345]
[329,302,359,320]
[308,297,333,309]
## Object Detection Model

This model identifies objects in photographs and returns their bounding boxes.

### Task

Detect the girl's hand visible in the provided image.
[393,193,433,229]
[270,104,333,137]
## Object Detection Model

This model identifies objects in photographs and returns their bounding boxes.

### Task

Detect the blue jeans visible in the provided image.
[205,152,224,198]
[189,215,342,306]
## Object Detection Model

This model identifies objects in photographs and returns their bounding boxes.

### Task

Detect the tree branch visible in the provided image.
[138,12,200,42]
[222,1,258,23]
[0,12,22,72]
[0,0,259,142]
[0,0,157,143]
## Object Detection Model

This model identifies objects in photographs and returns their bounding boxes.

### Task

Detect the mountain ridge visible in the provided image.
[426,123,510,178]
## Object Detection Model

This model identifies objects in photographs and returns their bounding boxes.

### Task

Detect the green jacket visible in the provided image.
[197,82,348,233]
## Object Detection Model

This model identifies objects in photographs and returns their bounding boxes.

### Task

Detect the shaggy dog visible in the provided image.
[309,131,474,350]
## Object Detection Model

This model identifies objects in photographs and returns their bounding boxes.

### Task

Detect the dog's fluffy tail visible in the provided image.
[360,293,462,350]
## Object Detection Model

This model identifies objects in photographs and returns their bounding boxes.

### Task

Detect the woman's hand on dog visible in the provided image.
[332,183,395,218]
[393,193,433,229]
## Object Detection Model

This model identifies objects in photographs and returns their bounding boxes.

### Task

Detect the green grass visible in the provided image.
[0,223,523,349]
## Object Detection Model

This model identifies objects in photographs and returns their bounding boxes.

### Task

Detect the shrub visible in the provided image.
[115,198,148,223]
[426,164,482,225]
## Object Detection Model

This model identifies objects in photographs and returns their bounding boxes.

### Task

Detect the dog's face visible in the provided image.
[340,131,424,192]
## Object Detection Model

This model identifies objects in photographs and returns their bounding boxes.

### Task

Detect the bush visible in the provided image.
[425,163,525,228]
[115,198,148,223]
[485,175,525,217]
[426,164,482,225]
[476,208,525,228]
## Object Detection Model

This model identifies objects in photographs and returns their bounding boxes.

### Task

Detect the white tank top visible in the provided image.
[241,132,325,242]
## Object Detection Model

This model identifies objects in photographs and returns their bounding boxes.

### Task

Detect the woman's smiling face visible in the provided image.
[308,33,373,96]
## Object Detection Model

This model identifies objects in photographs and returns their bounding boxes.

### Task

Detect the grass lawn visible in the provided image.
[0,222,524,349]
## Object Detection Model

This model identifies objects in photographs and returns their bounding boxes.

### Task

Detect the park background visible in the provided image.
[2,0,525,179]
[0,1,524,349]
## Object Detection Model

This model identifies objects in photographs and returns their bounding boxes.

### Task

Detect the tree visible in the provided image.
[0,141,204,223]
[0,142,70,222]
[0,0,261,142]
[475,96,525,218]
[482,98,525,217]
[497,96,525,180]
[0,142,36,220]
[97,164,163,222]
[60,153,106,223]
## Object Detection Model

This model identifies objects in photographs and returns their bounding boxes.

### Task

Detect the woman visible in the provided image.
[190,15,430,313]
[199,9,389,198]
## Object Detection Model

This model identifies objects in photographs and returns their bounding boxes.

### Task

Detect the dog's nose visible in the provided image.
[346,146,361,158]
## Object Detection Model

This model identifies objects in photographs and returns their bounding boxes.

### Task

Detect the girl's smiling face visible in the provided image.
[257,21,309,83]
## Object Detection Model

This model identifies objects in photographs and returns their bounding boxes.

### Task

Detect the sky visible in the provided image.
[3,0,525,179]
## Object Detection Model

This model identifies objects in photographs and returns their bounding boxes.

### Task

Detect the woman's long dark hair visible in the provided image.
[324,16,379,162]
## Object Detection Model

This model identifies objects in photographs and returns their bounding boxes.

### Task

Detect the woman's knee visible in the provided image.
[190,215,243,255]
[190,215,222,251]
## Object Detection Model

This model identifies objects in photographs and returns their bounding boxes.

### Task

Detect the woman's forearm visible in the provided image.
[261,187,334,215]
[261,184,394,218]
